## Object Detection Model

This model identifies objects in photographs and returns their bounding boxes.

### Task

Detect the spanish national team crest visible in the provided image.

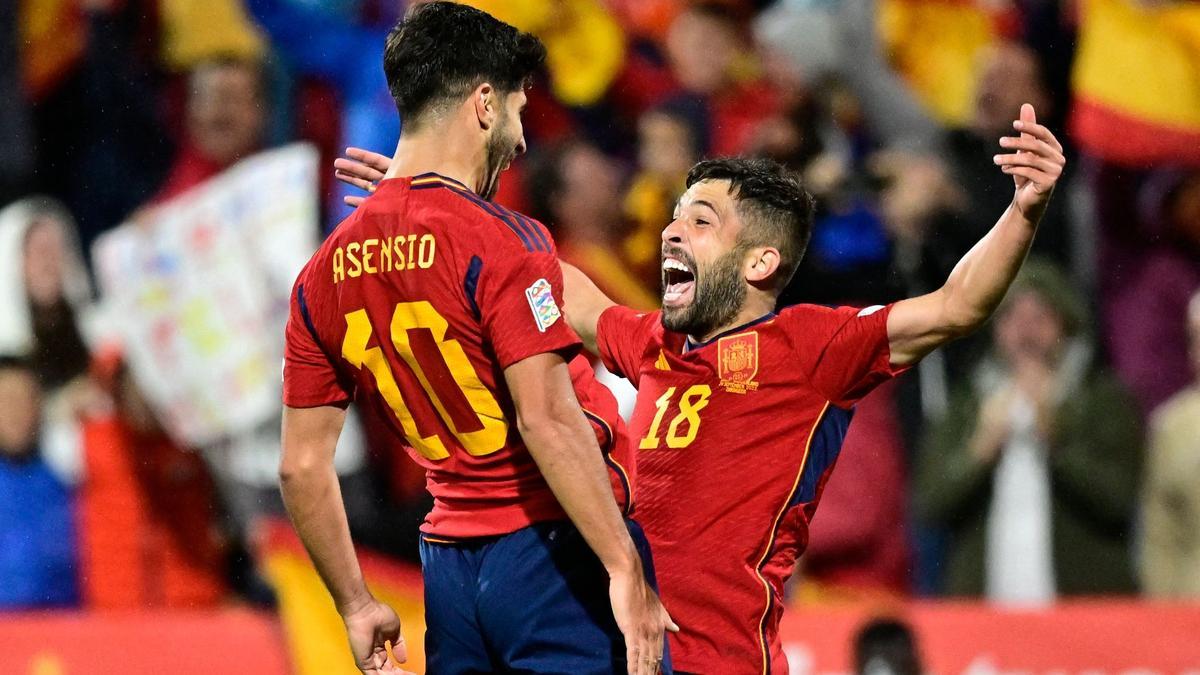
[717,332,759,394]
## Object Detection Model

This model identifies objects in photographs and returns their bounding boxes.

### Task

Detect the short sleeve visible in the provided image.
[780,303,907,408]
[283,284,354,408]
[596,305,658,384]
[478,246,581,369]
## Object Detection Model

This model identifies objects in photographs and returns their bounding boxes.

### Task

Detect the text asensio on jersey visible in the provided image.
[332,234,437,284]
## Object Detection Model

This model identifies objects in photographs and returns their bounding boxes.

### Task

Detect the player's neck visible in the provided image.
[690,294,776,344]
[384,129,487,195]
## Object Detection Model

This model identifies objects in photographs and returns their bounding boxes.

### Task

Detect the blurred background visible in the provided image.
[1,0,1199,672]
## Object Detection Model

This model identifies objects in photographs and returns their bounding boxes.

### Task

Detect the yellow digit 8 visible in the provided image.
[391,301,508,456]
[341,308,449,460]
[665,385,711,448]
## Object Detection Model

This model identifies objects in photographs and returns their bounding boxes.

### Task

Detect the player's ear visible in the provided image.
[744,247,781,285]
[473,83,497,131]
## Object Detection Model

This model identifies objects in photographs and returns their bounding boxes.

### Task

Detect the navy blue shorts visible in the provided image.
[419,519,672,674]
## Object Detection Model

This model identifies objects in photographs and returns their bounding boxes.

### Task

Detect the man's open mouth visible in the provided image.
[662,256,695,307]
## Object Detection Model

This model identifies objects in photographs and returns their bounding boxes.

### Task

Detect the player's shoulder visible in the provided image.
[409,174,554,256]
[777,302,887,324]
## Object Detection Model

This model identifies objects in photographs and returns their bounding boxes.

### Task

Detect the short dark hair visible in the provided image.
[853,618,921,675]
[686,157,815,291]
[383,2,546,129]
[0,355,36,377]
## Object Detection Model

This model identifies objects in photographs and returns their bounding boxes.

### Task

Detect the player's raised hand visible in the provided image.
[341,597,414,675]
[993,103,1065,223]
[609,567,678,675]
[335,147,393,207]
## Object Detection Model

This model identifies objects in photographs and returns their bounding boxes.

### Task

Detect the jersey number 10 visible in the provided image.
[341,301,507,460]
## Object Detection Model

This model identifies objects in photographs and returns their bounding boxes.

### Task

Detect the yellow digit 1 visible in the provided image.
[391,301,507,456]
[341,308,449,460]
[639,387,677,450]
[665,385,711,448]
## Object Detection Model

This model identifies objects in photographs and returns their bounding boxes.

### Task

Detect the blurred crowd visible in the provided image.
[1,0,1199,614]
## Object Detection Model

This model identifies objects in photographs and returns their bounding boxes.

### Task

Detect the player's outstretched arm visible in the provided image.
[280,405,411,675]
[559,261,617,355]
[505,353,677,675]
[887,103,1065,366]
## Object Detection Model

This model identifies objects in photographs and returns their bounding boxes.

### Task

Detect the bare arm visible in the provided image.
[887,103,1066,366]
[560,261,617,355]
[504,352,675,673]
[280,405,405,674]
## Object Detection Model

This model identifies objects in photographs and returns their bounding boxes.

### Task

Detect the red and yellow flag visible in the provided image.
[1071,0,1200,166]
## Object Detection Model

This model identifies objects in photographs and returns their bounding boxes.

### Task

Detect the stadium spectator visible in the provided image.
[622,99,706,286]
[525,138,657,310]
[662,3,781,156]
[754,0,942,153]
[153,56,268,203]
[1100,168,1200,414]
[1139,290,1200,598]
[0,356,78,609]
[76,351,230,609]
[916,261,1143,602]
[0,197,93,394]
[853,617,923,675]
[29,0,172,251]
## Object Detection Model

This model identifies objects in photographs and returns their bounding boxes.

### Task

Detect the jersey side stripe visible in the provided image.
[463,255,484,320]
[752,401,831,675]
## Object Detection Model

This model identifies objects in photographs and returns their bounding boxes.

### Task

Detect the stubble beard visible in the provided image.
[661,245,748,339]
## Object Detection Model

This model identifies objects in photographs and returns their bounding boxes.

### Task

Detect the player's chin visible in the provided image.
[661,280,695,310]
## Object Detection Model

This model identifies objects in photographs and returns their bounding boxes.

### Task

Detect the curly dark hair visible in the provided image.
[383,2,546,129]
[686,157,816,291]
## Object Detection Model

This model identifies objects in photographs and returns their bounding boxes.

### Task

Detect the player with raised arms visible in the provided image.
[280,3,673,674]
[336,101,1063,675]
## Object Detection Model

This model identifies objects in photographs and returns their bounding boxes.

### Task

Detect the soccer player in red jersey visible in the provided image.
[280,4,672,674]
[557,105,1066,673]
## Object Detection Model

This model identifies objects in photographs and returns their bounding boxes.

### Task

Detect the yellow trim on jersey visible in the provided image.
[752,401,830,675]
[420,535,459,545]
[410,176,465,189]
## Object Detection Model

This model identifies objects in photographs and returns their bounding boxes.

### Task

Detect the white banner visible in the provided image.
[92,143,319,446]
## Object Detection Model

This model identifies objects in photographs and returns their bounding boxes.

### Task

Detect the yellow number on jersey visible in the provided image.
[638,384,712,450]
[342,301,508,460]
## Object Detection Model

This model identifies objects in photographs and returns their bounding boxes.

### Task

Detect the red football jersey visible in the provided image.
[284,172,628,537]
[597,303,905,674]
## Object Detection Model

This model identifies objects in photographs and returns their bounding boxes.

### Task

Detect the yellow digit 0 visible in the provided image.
[391,301,508,456]
[341,308,449,460]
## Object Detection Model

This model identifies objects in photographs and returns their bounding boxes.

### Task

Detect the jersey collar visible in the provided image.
[409,172,473,192]
[683,312,776,353]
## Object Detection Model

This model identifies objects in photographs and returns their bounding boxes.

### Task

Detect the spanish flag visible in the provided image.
[1071,0,1200,166]
[259,520,428,674]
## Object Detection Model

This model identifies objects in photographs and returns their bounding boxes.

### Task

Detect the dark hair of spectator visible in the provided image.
[686,157,816,291]
[383,2,546,130]
[523,138,588,227]
[189,53,267,100]
[0,355,36,377]
[853,618,922,675]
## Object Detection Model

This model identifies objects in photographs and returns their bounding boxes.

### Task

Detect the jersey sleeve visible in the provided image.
[781,303,907,408]
[477,243,582,369]
[595,305,658,384]
[282,283,354,408]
